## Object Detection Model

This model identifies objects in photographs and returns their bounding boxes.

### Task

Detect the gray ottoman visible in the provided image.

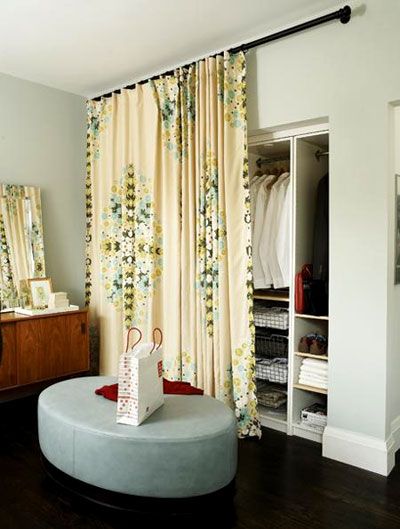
[38,376,237,499]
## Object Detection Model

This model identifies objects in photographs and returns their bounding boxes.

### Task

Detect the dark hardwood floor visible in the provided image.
[1,396,400,529]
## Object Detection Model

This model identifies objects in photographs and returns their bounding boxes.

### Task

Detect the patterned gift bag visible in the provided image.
[117,328,164,426]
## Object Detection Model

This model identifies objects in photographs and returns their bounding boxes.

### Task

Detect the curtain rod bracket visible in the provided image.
[339,5,351,24]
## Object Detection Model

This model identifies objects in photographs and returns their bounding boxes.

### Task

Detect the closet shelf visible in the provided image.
[294,352,328,361]
[293,383,327,395]
[258,405,287,433]
[254,289,290,302]
[258,405,287,424]
[295,313,329,321]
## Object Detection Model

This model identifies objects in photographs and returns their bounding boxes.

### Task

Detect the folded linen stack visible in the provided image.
[257,385,287,409]
[298,357,328,390]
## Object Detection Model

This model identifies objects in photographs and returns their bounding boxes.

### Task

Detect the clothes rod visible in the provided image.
[92,5,351,101]
[315,150,329,161]
[256,156,290,166]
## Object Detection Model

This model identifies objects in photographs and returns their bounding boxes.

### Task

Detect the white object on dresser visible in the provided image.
[48,292,70,309]
[14,305,79,316]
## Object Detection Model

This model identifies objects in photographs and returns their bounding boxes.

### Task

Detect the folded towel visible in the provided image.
[298,376,328,389]
[300,377,328,387]
[95,379,204,402]
[300,375,328,387]
[300,368,328,379]
[300,367,328,381]
[300,362,327,369]
[299,371,327,381]
[302,358,328,369]
[298,380,328,391]
[300,372,328,382]
[300,365,328,376]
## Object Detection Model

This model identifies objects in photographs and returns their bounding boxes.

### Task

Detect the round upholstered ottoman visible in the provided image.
[38,376,237,503]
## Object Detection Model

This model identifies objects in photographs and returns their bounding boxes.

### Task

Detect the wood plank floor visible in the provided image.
[1,395,400,529]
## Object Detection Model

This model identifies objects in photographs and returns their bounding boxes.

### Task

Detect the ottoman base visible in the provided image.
[41,454,236,515]
[39,377,238,499]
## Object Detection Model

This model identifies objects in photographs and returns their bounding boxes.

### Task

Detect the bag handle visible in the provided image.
[149,327,163,354]
[125,327,142,353]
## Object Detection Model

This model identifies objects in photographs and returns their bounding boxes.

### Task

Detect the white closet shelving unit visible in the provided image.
[249,121,329,445]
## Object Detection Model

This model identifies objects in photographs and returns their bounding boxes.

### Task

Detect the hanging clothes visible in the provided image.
[250,170,291,289]
[251,174,275,289]
[250,174,265,230]
[260,173,291,289]
[275,175,291,288]
[313,173,329,281]
[310,173,329,315]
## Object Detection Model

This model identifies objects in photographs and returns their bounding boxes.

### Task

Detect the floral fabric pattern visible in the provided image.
[218,53,247,129]
[85,99,112,305]
[100,164,162,329]
[86,51,260,438]
[87,99,112,161]
[152,66,196,160]
[196,149,227,337]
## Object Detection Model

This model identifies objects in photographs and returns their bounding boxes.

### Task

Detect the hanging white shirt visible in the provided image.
[250,175,265,231]
[275,176,291,288]
[259,173,290,288]
[253,174,275,289]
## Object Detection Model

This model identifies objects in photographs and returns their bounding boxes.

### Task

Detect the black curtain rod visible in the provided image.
[92,5,351,101]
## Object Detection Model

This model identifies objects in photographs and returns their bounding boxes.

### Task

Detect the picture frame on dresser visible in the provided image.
[28,277,53,308]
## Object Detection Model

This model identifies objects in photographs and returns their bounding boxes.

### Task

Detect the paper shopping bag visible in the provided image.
[117,327,164,426]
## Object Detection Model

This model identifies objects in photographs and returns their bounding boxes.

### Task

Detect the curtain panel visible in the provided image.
[86,52,260,437]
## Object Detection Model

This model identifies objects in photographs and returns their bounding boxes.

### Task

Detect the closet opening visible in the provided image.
[249,124,329,445]
[249,138,291,299]
[249,137,292,431]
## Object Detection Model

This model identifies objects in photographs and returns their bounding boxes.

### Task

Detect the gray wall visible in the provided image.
[0,72,86,305]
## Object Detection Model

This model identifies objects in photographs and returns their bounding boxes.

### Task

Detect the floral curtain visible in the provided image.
[0,184,45,305]
[86,52,260,437]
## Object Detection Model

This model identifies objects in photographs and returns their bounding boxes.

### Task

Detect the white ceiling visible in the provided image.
[0,0,340,98]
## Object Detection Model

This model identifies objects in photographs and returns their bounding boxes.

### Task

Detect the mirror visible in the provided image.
[0,184,46,308]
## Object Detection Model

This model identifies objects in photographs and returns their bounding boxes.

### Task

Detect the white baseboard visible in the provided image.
[322,425,395,476]
[386,414,400,473]
[390,414,400,453]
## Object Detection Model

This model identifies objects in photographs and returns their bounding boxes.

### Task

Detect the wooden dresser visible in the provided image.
[0,309,89,395]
